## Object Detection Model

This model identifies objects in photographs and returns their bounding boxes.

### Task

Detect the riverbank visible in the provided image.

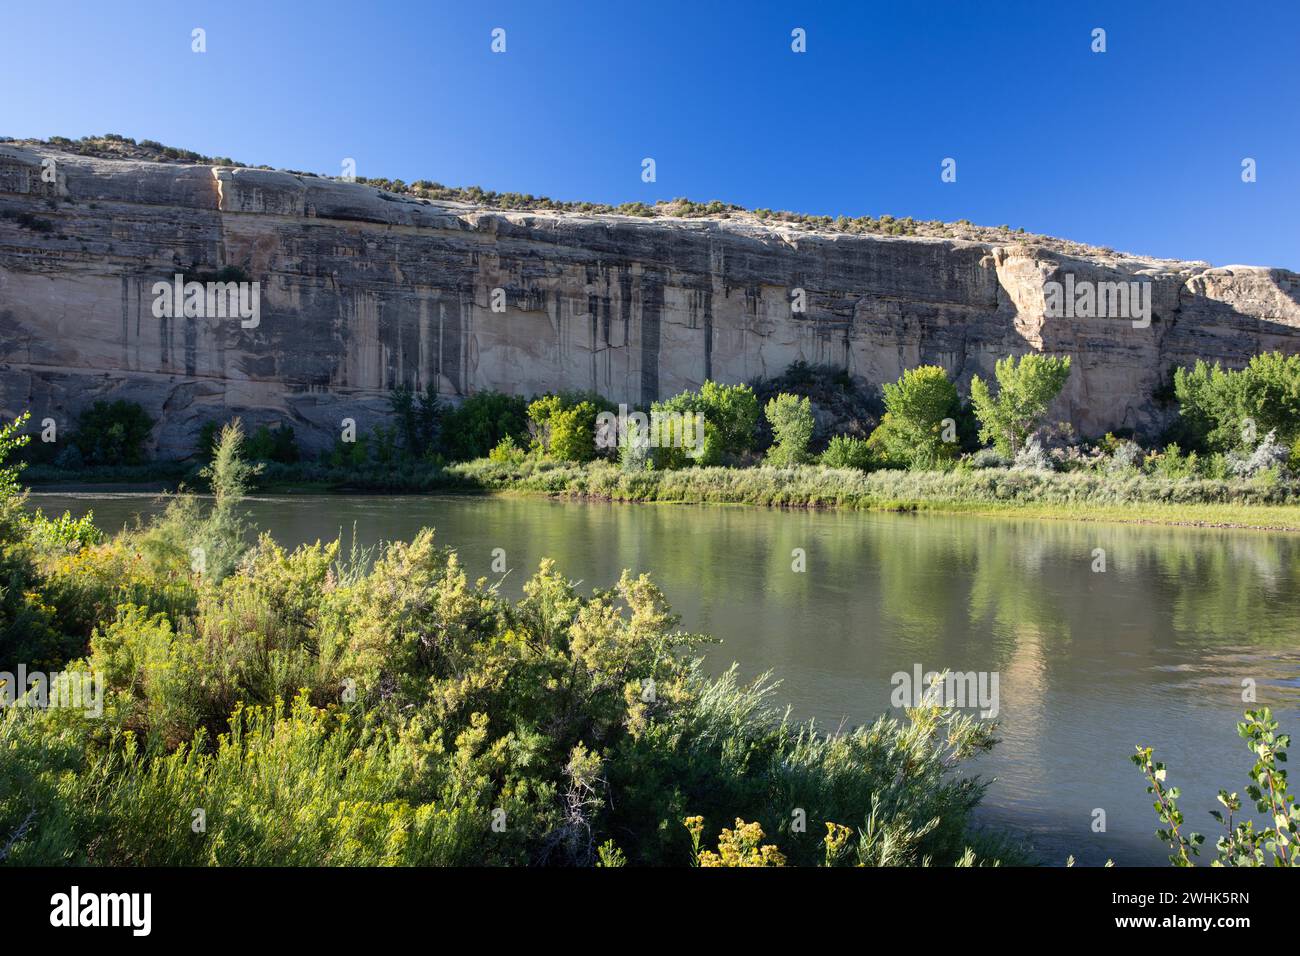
[26,458,1300,531]
[445,459,1300,532]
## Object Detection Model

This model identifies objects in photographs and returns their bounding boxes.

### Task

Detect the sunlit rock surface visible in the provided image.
[2,143,1297,456]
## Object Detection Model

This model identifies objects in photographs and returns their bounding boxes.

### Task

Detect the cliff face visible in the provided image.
[2,143,1298,457]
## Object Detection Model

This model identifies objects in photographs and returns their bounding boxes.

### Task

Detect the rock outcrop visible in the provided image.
[2,142,1298,457]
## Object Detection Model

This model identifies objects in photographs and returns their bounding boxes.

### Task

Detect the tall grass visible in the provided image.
[449,459,1300,510]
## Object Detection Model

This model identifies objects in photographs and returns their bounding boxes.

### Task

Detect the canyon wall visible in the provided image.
[2,143,1299,457]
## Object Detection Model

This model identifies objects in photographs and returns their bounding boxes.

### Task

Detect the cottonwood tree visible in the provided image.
[875,365,961,469]
[969,354,1072,457]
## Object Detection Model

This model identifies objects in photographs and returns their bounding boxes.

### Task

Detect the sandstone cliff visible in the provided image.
[2,142,1298,457]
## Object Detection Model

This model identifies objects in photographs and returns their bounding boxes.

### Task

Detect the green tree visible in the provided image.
[441,391,530,461]
[244,423,299,463]
[764,393,814,466]
[969,354,1072,456]
[1172,353,1300,452]
[388,382,443,459]
[528,392,614,462]
[875,366,960,469]
[653,381,759,467]
[549,402,600,462]
[819,435,873,470]
[72,400,154,466]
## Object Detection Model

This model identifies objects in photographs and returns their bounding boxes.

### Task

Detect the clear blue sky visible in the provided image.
[3,0,1297,267]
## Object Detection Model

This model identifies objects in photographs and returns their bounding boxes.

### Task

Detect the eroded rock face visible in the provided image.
[1,143,1298,457]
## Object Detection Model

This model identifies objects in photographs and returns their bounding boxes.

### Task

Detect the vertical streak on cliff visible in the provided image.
[707,240,727,383]
[600,291,613,394]
[618,265,632,382]
[454,289,468,395]
[120,275,130,371]
[437,301,445,392]
[702,290,714,382]
[184,314,197,377]
[639,269,663,406]
[418,297,433,390]
[588,291,599,393]
[439,289,463,395]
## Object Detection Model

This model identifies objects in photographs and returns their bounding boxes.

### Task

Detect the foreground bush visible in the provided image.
[0,415,1007,867]
[0,542,1004,866]
[1134,708,1297,867]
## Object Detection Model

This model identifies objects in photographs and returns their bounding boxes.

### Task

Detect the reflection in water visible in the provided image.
[34,491,1300,866]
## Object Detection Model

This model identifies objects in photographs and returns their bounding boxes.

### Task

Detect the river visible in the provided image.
[31,489,1300,866]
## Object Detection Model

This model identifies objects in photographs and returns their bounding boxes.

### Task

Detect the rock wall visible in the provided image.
[2,143,1298,458]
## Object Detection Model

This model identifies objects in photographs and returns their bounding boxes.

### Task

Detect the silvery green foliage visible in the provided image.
[1229,430,1290,479]
[1108,440,1143,474]
[1011,436,1054,472]
[619,420,651,472]
[968,448,1009,469]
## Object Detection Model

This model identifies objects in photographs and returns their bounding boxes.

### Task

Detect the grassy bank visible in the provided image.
[446,459,1300,531]
[28,456,1300,530]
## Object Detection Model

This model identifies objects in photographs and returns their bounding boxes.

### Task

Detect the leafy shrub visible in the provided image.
[965,449,1009,470]
[652,381,758,467]
[195,420,261,581]
[820,435,873,470]
[243,423,299,464]
[1145,443,1199,479]
[328,432,371,469]
[1172,352,1300,453]
[969,354,1071,457]
[1229,430,1291,480]
[1133,709,1297,866]
[764,394,814,466]
[875,366,961,469]
[488,435,526,465]
[1108,439,1144,474]
[618,417,652,472]
[1011,436,1054,473]
[71,400,154,466]
[528,393,613,463]
[440,391,529,461]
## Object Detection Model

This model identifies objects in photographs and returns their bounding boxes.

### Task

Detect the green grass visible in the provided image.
[446,459,1300,531]
[28,455,1300,531]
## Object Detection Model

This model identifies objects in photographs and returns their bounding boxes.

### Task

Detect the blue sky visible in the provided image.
[2,0,1297,267]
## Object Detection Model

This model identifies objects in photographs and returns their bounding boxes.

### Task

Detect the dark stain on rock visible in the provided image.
[639,269,663,405]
